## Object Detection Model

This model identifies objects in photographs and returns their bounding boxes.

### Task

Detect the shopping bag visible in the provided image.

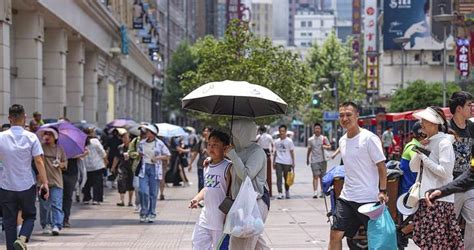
[286,171,295,187]
[367,207,397,250]
[223,177,264,238]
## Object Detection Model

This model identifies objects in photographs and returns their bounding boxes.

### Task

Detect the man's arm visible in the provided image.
[376,161,388,202]
[306,144,311,166]
[226,147,266,181]
[290,149,295,169]
[34,155,49,199]
[428,168,474,200]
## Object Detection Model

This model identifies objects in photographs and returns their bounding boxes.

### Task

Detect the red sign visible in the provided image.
[456,38,470,77]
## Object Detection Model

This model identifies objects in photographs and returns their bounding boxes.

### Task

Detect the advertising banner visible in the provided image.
[383,0,453,50]
[352,0,361,34]
[363,0,377,53]
[456,38,470,77]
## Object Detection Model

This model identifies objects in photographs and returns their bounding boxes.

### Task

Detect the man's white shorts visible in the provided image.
[192,223,223,250]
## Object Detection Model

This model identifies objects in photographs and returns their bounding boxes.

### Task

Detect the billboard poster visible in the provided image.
[363,0,377,53]
[383,0,454,50]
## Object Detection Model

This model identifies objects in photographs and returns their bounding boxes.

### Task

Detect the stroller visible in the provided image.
[322,161,413,249]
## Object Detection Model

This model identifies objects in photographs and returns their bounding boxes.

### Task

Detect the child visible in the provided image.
[189,130,232,249]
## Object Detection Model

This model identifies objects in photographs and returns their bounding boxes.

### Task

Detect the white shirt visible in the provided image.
[83,138,106,172]
[0,126,43,191]
[308,134,329,163]
[382,130,394,147]
[339,129,386,203]
[274,137,295,165]
[256,133,273,150]
[410,132,455,203]
[199,159,231,231]
[138,138,171,180]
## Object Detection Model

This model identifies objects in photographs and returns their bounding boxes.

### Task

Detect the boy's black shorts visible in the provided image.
[331,198,370,238]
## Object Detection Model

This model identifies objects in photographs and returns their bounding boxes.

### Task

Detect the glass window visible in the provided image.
[308,21,312,27]
[301,21,306,27]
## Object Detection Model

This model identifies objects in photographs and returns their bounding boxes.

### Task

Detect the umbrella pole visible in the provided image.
[230,97,235,145]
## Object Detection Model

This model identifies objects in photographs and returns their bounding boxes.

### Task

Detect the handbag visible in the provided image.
[286,170,295,187]
[406,164,423,208]
[219,163,234,214]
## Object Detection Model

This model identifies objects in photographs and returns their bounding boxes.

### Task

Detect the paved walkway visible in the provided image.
[1,147,418,249]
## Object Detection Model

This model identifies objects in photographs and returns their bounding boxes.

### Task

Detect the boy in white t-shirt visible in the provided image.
[273,124,295,199]
[189,130,232,250]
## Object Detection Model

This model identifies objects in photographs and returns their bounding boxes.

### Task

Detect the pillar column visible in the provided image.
[134,81,139,121]
[127,76,134,119]
[119,80,126,118]
[97,75,109,128]
[0,7,11,121]
[66,39,85,122]
[140,84,145,122]
[43,28,67,119]
[13,10,43,116]
[84,51,98,123]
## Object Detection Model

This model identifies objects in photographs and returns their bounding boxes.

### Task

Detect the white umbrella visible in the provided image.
[181,80,288,118]
[156,123,187,137]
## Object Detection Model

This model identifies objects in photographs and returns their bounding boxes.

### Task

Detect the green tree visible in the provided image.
[163,42,197,112]
[304,33,364,123]
[389,80,461,112]
[180,20,310,126]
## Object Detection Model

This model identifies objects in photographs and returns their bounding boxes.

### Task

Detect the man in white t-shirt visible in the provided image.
[273,124,295,199]
[382,126,395,158]
[329,102,388,250]
[306,122,331,199]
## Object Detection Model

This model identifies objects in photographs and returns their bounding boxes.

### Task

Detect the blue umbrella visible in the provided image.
[38,122,88,159]
[156,123,187,137]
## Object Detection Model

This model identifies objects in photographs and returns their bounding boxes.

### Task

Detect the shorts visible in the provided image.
[331,198,370,238]
[310,162,327,176]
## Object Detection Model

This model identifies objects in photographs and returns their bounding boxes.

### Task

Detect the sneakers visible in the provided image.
[63,220,71,228]
[83,201,90,205]
[134,205,141,213]
[277,193,284,199]
[313,191,319,199]
[285,191,290,199]
[140,216,146,223]
[160,195,165,200]
[13,236,27,250]
[42,225,52,235]
[52,226,60,236]
[92,201,100,205]
[319,194,324,198]
[148,214,156,223]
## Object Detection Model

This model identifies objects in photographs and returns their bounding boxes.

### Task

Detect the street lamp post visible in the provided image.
[349,61,358,92]
[330,71,341,147]
[393,37,410,89]
[433,14,456,107]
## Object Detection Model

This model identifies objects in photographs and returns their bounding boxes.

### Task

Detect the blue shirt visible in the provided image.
[0,126,43,191]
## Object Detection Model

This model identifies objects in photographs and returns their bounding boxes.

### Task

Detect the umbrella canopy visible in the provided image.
[38,122,88,159]
[106,119,137,129]
[156,123,187,137]
[182,80,288,118]
[127,123,143,137]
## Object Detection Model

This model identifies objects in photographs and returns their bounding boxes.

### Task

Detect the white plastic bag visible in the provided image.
[223,177,264,238]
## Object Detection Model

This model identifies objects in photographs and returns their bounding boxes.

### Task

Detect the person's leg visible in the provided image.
[460,189,474,249]
[128,190,134,205]
[210,229,224,249]
[62,173,78,224]
[1,188,20,249]
[282,164,291,192]
[192,224,212,250]
[50,187,64,230]
[275,163,283,194]
[138,172,150,218]
[148,166,158,217]
[160,164,166,200]
[82,172,93,202]
[18,186,37,241]
[39,193,49,229]
[91,170,102,202]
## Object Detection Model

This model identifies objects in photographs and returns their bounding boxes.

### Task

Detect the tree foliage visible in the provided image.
[389,80,461,112]
[304,33,364,123]
[180,20,310,126]
[163,42,197,112]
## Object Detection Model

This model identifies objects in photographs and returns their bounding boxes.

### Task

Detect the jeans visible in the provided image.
[139,164,159,217]
[82,169,103,202]
[197,166,204,192]
[39,187,64,229]
[62,173,78,222]
[0,185,37,250]
[275,163,292,193]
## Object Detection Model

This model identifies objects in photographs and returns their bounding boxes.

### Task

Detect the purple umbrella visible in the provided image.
[37,122,88,159]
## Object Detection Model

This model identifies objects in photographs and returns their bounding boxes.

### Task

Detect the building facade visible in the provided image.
[294,10,335,47]
[251,0,273,39]
[0,0,160,127]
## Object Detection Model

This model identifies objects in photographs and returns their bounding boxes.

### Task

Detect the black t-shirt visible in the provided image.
[450,119,474,178]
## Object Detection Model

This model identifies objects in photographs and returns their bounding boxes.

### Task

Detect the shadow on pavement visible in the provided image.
[68,218,194,228]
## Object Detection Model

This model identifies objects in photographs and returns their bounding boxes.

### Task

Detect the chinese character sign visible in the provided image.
[364,0,377,53]
[352,0,361,34]
[456,38,470,77]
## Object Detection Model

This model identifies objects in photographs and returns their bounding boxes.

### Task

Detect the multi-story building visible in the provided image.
[334,0,352,42]
[272,0,289,45]
[251,0,273,39]
[216,0,227,38]
[294,10,335,47]
[0,0,159,127]
[195,0,218,39]
[288,0,320,46]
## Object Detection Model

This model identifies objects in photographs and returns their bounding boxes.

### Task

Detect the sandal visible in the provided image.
[116,202,125,207]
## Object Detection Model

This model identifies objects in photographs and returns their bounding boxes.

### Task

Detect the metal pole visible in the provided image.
[442,25,447,107]
[401,47,405,88]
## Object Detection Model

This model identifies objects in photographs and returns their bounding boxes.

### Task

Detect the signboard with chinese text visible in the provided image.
[352,0,361,34]
[366,54,379,94]
[363,0,377,53]
[456,38,470,77]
